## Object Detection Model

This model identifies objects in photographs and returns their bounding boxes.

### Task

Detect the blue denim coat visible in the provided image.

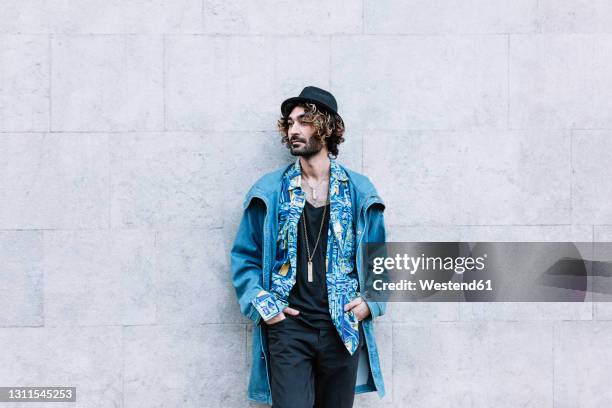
[230,161,387,405]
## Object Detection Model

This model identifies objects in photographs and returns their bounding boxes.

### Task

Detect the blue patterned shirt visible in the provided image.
[252,158,361,355]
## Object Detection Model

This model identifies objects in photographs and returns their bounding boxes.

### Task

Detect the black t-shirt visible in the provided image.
[287,201,334,329]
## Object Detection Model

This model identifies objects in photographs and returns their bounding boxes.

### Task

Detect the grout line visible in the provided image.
[506,34,511,130]
[153,230,159,325]
[201,0,206,32]
[108,133,111,229]
[35,322,245,329]
[41,230,46,328]
[223,36,229,135]
[121,326,125,408]
[592,225,595,321]
[385,223,581,227]
[48,34,52,132]
[535,0,543,34]
[0,35,3,131]
[0,324,46,329]
[0,224,600,232]
[391,320,394,403]
[162,34,167,132]
[457,301,462,321]
[570,130,573,226]
[0,226,225,233]
[362,0,365,34]
[361,127,365,173]
[551,321,555,407]
[2,223,602,233]
[4,127,612,134]
[3,32,562,37]
[0,129,271,134]
[328,35,332,89]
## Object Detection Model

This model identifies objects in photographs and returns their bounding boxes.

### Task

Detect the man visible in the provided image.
[231,86,387,407]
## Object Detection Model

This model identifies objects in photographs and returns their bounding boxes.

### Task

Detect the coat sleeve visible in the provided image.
[364,202,388,319]
[230,197,281,324]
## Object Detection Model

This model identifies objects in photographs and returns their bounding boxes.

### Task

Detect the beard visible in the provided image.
[289,136,324,157]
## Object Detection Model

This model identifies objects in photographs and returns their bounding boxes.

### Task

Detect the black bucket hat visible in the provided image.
[281,86,341,121]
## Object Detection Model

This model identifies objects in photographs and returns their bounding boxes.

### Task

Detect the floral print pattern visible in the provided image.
[271,158,360,355]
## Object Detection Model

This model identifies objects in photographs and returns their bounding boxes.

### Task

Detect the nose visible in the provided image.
[289,121,300,136]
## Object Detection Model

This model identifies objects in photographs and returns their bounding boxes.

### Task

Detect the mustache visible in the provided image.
[290,137,305,143]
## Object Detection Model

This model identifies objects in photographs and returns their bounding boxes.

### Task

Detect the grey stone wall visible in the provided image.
[1,1,612,407]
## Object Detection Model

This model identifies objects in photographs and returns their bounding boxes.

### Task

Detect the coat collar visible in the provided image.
[244,159,382,213]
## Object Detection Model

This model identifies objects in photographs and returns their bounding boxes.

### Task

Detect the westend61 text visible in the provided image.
[373,279,493,292]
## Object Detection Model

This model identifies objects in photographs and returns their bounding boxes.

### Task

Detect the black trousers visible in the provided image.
[266,316,364,408]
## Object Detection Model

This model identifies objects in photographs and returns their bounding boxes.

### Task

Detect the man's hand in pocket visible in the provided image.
[344,297,370,321]
[266,306,300,325]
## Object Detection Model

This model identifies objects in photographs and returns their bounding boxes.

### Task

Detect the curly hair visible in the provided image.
[277,102,345,158]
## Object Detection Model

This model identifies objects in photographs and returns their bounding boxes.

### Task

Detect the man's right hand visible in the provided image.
[265,307,300,325]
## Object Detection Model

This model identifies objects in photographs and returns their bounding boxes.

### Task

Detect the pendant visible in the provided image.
[308,261,313,282]
[312,189,317,201]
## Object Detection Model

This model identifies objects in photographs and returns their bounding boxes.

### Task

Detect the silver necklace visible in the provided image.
[304,176,328,204]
